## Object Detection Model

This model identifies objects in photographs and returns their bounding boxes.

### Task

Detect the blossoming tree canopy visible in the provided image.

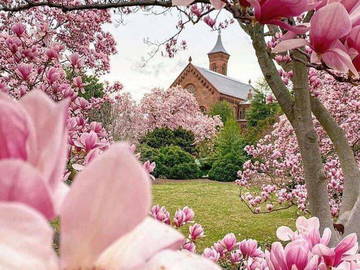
[139,87,222,143]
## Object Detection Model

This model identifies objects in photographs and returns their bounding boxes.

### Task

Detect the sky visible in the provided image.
[104,10,263,101]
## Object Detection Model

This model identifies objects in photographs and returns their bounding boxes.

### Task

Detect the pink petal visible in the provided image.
[273,38,309,53]
[322,48,359,78]
[60,143,151,270]
[96,217,184,269]
[347,25,360,52]
[210,0,226,9]
[0,160,55,219]
[335,233,358,256]
[52,182,70,214]
[320,228,332,245]
[20,90,68,191]
[310,3,351,53]
[172,0,195,6]
[0,96,32,160]
[276,226,295,241]
[260,0,309,22]
[0,202,58,270]
[270,242,288,270]
[143,250,221,270]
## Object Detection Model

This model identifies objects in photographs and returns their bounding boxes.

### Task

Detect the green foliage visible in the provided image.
[215,119,246,156]
[243,80,281,145]
[79,75,105,100]
[246,90,280,127]
[209,101,235,123]
[141,145,201,179]
[141,128,196,154]
[208,153,246,182]
[208,119,247,182]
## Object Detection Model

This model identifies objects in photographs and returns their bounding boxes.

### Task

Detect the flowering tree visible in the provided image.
[139,86,222,143]
[0,3,123,175]
[237,71,360,220]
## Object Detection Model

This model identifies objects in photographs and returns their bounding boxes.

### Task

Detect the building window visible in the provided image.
[212,63,217,72]
[238,107,246,120]
[222,64,226,74]
[185,84,196,94]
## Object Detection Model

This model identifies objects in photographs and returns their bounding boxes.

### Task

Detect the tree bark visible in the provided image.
[248,23,334,234]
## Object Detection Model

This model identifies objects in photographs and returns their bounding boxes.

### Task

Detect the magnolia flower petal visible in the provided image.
[260,0,309,21]
[310,3,351,53]
[273,38,308,53]
[323,48,359,78]
[60,143,151,270]
[0,202,58,270]
[143,250,221,270]
[0,97,32,160]
[96,217,184,269]
[0,160,55,219]
[20,90,68,190]
[52,182,70,214]
[276,226,294,241]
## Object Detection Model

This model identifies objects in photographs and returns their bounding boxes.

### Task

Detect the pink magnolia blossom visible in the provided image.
[0,143,220,269]
[203,248,221,262]
[239,239,263,258]
[189,223,205,240]
[273,3,358,76]
[0,90,68,219]
[221,233,237,251]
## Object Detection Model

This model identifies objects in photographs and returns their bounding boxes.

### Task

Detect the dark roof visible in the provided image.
[194,66,252,100]
[208,33,229,55]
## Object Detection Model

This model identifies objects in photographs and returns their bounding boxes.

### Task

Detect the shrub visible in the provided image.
[142,145,200,179]
[141,127,196,154]
[169,162,201,179]
[208,119,247,182]
[209,101,235,124]
[208,153,246,182]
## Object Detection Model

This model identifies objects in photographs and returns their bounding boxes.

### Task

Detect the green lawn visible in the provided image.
[152,179,297,251]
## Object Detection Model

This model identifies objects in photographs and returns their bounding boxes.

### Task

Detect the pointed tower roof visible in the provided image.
[208,30,229,55]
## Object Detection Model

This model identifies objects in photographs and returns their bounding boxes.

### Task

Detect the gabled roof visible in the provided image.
[194,66,252,100]
[208,32,229,55]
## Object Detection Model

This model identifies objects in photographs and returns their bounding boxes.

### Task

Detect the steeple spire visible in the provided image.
[208,29,229,55]
[208,30,230,75]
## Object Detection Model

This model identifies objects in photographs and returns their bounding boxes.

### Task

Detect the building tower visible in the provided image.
[208,30,230,75]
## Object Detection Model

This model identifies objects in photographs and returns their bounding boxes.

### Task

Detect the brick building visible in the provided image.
[170,32,253,126]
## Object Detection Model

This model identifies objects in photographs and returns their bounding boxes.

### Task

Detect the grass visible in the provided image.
[152,179,297,251]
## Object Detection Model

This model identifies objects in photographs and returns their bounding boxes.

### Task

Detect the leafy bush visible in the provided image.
[141,145,200,179]
[141,128,196,154]
[169,162,201,179]
[208,153,246,182]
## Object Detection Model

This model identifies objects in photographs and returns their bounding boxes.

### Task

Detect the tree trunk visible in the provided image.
[248,23,334,234]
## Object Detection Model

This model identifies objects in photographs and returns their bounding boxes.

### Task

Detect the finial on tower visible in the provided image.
[188,56,192,63]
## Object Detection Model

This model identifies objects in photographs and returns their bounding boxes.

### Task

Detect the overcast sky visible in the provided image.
[104,10,263,101]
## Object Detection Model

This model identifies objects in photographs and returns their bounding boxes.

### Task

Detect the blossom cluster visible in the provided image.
[203,217,360,270]
[151,205,205,253]
[236,72,360,217]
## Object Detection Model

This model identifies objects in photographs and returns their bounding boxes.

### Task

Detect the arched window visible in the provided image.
[238,106,246,120]
[222,64,226,74]
[212,63,217,72]
[200,106,207,113]
[185,84,196,94]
